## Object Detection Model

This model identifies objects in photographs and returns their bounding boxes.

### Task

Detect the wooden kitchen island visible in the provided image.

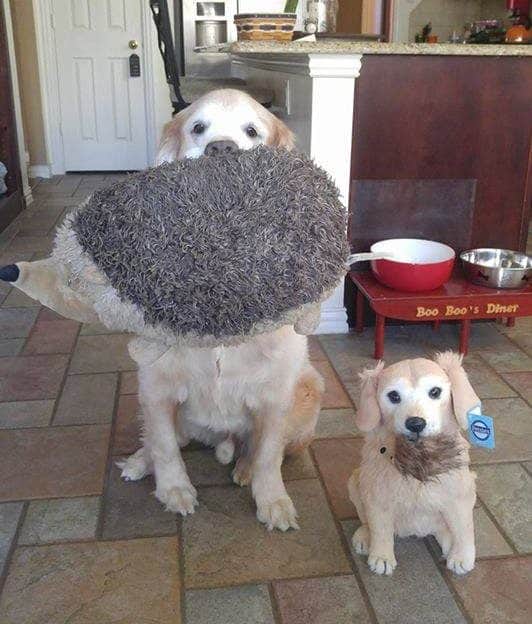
[230,40,532,333]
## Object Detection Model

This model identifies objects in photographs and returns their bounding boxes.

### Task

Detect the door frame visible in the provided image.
[33,0,161,175]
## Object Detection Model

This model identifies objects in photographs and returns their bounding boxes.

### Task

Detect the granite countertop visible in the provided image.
[230,40,532,57]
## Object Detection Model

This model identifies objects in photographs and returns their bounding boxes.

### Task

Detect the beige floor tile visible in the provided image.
[69,334,135,373]
[0,502,24,575]
[186,585,274,624]
[311,438,364,519]
[19,497,100,545]
[315,408,358,438]
[273,575,372,624]
[476,463,532,553]
[0,425,110,501]
[462,355,517,399]
[450,557,532,624]
[501,371,532,404]
[54,373,118,425]
[183,479,350,588]
[0,537,181,624]
[470,398,532,464]
[0,400,54,429]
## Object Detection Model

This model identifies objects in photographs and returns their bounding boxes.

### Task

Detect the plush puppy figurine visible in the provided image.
[348,352,479,576]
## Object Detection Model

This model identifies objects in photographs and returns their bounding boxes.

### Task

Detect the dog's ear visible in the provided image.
[435,351,480,428]
[156,111,187,164]
[267,114,295,151]
[356,361,385,432]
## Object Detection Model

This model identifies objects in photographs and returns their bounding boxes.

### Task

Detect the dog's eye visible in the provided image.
[192,122,206,135]
[387,390,401,404]
[245,125,258,138]
[429,387,442,399]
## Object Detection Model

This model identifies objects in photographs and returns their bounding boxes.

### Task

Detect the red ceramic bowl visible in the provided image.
[370,239,455,292]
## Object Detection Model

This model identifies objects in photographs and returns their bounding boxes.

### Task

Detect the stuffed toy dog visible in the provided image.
[348,352,479,576]
[0,147,349,346]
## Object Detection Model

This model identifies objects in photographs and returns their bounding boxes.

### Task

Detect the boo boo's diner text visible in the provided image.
[416,303,520,318]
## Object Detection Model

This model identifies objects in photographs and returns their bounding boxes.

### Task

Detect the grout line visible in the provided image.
[177,516,186,624]
[268,582,283,624]
[0,501,28,599]
[424,536,475,624]
[95,371,122,540]
[475,495,520,555]
[521,461,532,477]
[307,445,379,624]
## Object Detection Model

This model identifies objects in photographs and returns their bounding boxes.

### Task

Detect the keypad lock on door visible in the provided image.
[129,54,141,77]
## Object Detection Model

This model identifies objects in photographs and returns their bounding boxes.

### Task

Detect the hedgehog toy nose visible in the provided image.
[0,264,20,282]
[405,417,426,433]
[205,140,238,156]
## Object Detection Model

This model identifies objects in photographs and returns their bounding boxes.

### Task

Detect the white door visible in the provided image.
[53,0,148,171]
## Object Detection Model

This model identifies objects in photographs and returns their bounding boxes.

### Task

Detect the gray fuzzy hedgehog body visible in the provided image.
[24,146,350,348]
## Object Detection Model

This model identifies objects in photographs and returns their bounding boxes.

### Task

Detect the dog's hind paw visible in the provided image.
[352,525,370,555]
[156,484,198,516]
[368,553,397,576]
[215,437,235,465]
[117,448,152,481]
[232,457,252,487]
[446,553,475,575]
[257,496,299,532]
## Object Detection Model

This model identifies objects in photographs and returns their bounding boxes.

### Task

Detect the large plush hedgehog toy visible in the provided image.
[0,147,349,347]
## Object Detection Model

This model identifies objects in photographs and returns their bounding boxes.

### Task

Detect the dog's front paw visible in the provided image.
[446,551,475,575]
[155,484,198,515]
[256,496,299,532]
[352,525,370,555]
[368,552,397,576]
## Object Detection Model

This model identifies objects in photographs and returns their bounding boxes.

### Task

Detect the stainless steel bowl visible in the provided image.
[460,248,532,289]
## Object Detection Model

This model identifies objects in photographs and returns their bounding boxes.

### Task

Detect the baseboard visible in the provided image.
[29,164,52,179]
[315,308,349,335]
[23,184,34,206]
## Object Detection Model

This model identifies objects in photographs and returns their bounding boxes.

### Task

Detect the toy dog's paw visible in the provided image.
[352,525,370,555]
[257,496,299,532]
[368,553,397,576]
[156,484,198,516]
[446,552,475,575]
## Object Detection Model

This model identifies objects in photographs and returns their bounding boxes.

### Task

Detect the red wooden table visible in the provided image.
[349,271,532,359]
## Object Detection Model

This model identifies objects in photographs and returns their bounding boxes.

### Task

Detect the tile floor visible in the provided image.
[0,174,530,623]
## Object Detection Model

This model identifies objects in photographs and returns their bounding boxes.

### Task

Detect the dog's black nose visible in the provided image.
[405,417,426,433]
[205,140,238,156]
[0,264,19,283]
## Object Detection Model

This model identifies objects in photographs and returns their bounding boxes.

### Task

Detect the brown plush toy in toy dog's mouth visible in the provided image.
[393,433,467,482]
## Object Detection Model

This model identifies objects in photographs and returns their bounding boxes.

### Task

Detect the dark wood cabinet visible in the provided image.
[0,1,24,232]
[346,54,532,327]
[349,55,532,255]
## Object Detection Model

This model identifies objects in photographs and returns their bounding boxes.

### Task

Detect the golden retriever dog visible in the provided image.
[348,352,479,575]
[117,89,324,531]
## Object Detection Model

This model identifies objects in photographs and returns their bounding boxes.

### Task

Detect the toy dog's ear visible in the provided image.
[356,361,385,432]
[435,351,480,428]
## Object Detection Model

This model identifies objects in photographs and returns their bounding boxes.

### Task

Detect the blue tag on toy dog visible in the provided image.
[467,406,495,449]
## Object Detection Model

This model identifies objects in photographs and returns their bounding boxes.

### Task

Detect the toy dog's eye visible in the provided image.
[192,122,205,135]
[429,386,442,399]
[387,390,401,404]
[246,125,258,138]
